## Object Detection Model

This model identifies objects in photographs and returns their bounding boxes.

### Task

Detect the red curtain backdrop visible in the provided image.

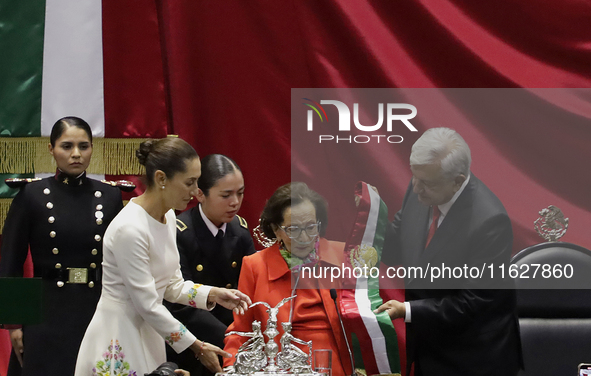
[156,0,591,251]
[2,1,591,374]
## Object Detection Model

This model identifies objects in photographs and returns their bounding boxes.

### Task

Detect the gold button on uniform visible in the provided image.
[196,264,204,272]
[43,188,50,195]
[94,235,102,242]
[90,263,97,269]
[88,281,95,288]
[52,248,59,255]
[231,261,238,268]
[91,249,98,255]
[48,216,55,223]
[46,202,53,209]
[50,231,56,238]
[226,283,232,289]
[57,281,64,287]
[55,263,62,269]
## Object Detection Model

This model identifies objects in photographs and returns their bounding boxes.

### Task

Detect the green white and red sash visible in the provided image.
[340,182,400,375]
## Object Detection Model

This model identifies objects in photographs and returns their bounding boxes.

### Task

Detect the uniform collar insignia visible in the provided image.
[55,170,86,186]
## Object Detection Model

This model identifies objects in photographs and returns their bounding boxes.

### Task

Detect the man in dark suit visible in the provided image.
[376,128,522,376]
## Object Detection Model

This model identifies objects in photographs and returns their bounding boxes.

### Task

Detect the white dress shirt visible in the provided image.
[199,203,227,237]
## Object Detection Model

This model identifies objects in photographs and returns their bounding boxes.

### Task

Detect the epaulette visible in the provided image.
[5,177,42,189]
[101,180,136,192]
[176,218,188,232]
[237,215,248,229]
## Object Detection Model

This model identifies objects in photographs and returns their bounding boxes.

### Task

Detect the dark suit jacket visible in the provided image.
[384,174,522,376]
[165,206,255,375]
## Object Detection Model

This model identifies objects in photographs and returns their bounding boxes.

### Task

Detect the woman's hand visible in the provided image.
[190,340,231,373]
[9,328,24,366]
[207,287,252,315]
[174,369,190,375]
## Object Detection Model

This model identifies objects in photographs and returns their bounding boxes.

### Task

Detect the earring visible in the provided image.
[253,222,277,248]
[161,185,165,190]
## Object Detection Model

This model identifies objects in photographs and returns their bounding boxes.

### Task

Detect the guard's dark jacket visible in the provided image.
[165,206,255,376]
[0,172,124,376]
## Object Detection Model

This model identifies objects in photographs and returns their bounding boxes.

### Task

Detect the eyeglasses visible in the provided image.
[278,222,321,239]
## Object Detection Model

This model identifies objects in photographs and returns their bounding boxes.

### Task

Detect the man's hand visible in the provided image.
[207,287,252,315]
[374,299,406,320]
[355,184,380,207]
[9,328,24,366]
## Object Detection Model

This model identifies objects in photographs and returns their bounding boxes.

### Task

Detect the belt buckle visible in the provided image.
[67,268,88,284]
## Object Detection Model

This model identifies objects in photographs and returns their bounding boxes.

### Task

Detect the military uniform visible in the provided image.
[165,205,255,376]
[0,172,128,376]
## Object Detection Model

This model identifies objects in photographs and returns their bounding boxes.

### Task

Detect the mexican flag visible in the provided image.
[1,0,107,197]
[0,0,169,191]
[1,0,106,140]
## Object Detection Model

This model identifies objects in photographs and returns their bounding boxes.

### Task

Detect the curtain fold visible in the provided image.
[157,0,591,252]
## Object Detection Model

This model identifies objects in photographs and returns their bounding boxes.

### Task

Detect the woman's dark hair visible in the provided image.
[260,182,328,240]
[50,116,93,146]
[136,137,199,188]
[198,154,242,196]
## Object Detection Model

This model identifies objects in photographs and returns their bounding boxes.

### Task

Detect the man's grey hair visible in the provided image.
[410,127,471,180]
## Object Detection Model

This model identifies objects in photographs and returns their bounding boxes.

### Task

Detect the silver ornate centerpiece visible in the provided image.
[219,295,317,376]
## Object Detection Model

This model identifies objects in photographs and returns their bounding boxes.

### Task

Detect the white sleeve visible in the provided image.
[164,266,213,310]
[110,224,204,353]
[404,301,411,323]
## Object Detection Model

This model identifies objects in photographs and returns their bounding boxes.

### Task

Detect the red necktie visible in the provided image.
[425,206,440,248]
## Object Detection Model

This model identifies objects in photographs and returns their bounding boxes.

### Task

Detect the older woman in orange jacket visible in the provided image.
[223,182,352,376]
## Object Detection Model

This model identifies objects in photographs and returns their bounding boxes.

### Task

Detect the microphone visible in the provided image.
[330,288,355,376]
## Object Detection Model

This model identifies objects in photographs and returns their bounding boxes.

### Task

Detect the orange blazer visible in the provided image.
[223,239,352,376]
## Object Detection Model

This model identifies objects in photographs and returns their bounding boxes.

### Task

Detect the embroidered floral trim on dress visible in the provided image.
[92,339,137,376]
[165,324,188,346]
[187,283,203,307]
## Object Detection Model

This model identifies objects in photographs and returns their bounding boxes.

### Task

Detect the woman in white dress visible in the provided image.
[75,137,251,376]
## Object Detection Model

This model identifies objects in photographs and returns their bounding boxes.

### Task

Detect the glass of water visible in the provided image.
[313,349,332,376]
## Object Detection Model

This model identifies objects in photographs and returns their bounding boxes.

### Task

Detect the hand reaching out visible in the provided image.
[190,340,231,373]
[208,287,252,315]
